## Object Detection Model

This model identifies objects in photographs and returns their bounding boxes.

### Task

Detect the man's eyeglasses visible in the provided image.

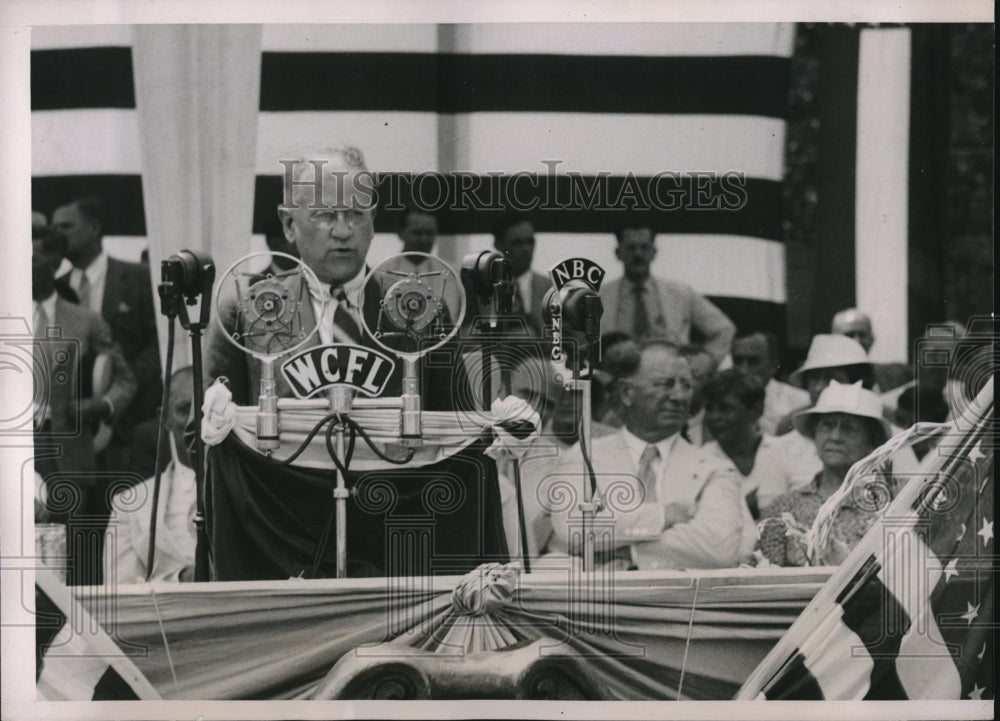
[308,208,371,229]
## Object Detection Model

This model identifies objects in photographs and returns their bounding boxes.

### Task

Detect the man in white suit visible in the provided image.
[104,367,196,583]
[548,341,749,570]
[599,224,735,363]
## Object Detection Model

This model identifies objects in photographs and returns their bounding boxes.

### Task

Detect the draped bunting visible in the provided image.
[84,566,830,700]
[205,432,509,580]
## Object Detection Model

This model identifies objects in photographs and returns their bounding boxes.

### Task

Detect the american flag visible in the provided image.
[738,378,995,700]
[35,568,160,701]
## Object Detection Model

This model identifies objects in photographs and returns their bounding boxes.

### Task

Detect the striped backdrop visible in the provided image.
[31,23,793,338]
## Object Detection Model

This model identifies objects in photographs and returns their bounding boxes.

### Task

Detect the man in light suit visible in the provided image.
[599,223,735,363]
[105,366,196,584]
[548,341,749,570]
[52,196,162,475]
[32,232,137,584]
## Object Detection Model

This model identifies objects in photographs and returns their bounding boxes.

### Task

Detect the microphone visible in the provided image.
[542,281,603,367]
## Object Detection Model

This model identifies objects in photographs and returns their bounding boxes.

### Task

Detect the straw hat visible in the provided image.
[789,334,872,385]
[793,380,892,443]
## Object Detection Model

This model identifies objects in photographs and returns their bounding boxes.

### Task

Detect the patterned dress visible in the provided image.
[756,474,880,566]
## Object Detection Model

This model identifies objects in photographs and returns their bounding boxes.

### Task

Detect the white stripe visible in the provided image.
[460,232,784,303]
[32,109,142,175]
[31,25,134,49]
[879,522,963,698]
[451,23,795,57]
[457,114,786,180]
[103,236,149,264]
[256,112,439,174]
[855,28,911,363]
[801,605,875,699]
[262,23,439,53]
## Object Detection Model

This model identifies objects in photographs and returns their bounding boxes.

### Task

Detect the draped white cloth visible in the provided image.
[84,566,831,700]
[132,25,262,367]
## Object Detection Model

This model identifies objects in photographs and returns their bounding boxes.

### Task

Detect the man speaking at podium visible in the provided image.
[201,146,506,580]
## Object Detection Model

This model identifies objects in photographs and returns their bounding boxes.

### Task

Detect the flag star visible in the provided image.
[976,642,986,661]
[968,683,985,700]
[961,602,980,625]
[943,557,959,582]
[977,518,993,547]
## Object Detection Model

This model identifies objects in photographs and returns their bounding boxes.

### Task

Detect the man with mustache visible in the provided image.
[547,340,748,570]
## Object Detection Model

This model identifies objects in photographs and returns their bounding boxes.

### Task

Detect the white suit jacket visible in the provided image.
[104,462,196,583]
[548,429,748,570]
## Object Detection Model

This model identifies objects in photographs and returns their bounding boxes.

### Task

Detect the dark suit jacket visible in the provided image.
[35,297,137,475]
[59,257,162,423]
[203,271,473,410]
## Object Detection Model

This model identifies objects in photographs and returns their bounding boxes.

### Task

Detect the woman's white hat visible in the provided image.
[793,380,891,442]
[789,334,872,385]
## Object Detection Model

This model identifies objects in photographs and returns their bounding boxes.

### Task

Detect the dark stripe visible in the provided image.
[707,298,786,342]
[763,651,825,700]
[907,26,950,345]
[809,25,859,332]
[91,666,141,700]
[31,48,136,110]
[260,53,790,117]
[837,572,911,700]
[32,175,146,235]
[35,587,66,681]
[254,174,782,240]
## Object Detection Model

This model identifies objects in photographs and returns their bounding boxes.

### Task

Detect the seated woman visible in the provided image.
[757,380,891,567]
[702,370,800,520]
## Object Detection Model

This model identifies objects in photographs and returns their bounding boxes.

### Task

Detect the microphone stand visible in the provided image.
[566,296,603,573]
[158,260,215,582]
[328,385,354,578]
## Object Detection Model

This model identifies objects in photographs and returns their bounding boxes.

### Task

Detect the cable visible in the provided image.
[145,317,175,582]
[276,412,340,466]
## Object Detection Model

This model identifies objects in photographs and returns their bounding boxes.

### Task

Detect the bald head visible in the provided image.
[832,308,874,353]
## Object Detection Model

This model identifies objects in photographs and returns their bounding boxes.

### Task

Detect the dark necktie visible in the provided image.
[637,444,660,502]
[512,282,525,315]
[632,281,649,337]
[77,273,92,311]
[331,286,362,343]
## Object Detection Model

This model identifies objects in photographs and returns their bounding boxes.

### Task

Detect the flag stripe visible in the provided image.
[252,174,783,239]
[32,174,146,234]
[838,565,911,699]
[32,109,142,175]
[763,652,824,699]
[259,52,791,117]
[256,111,787,180]
[31,48,136,109]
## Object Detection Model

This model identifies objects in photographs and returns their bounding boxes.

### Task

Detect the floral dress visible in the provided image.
[756,474,880,566]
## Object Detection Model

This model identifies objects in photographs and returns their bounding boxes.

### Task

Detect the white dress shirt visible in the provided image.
[69,251,108,315]
[515,271,535,313]
[620,427,679,505]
